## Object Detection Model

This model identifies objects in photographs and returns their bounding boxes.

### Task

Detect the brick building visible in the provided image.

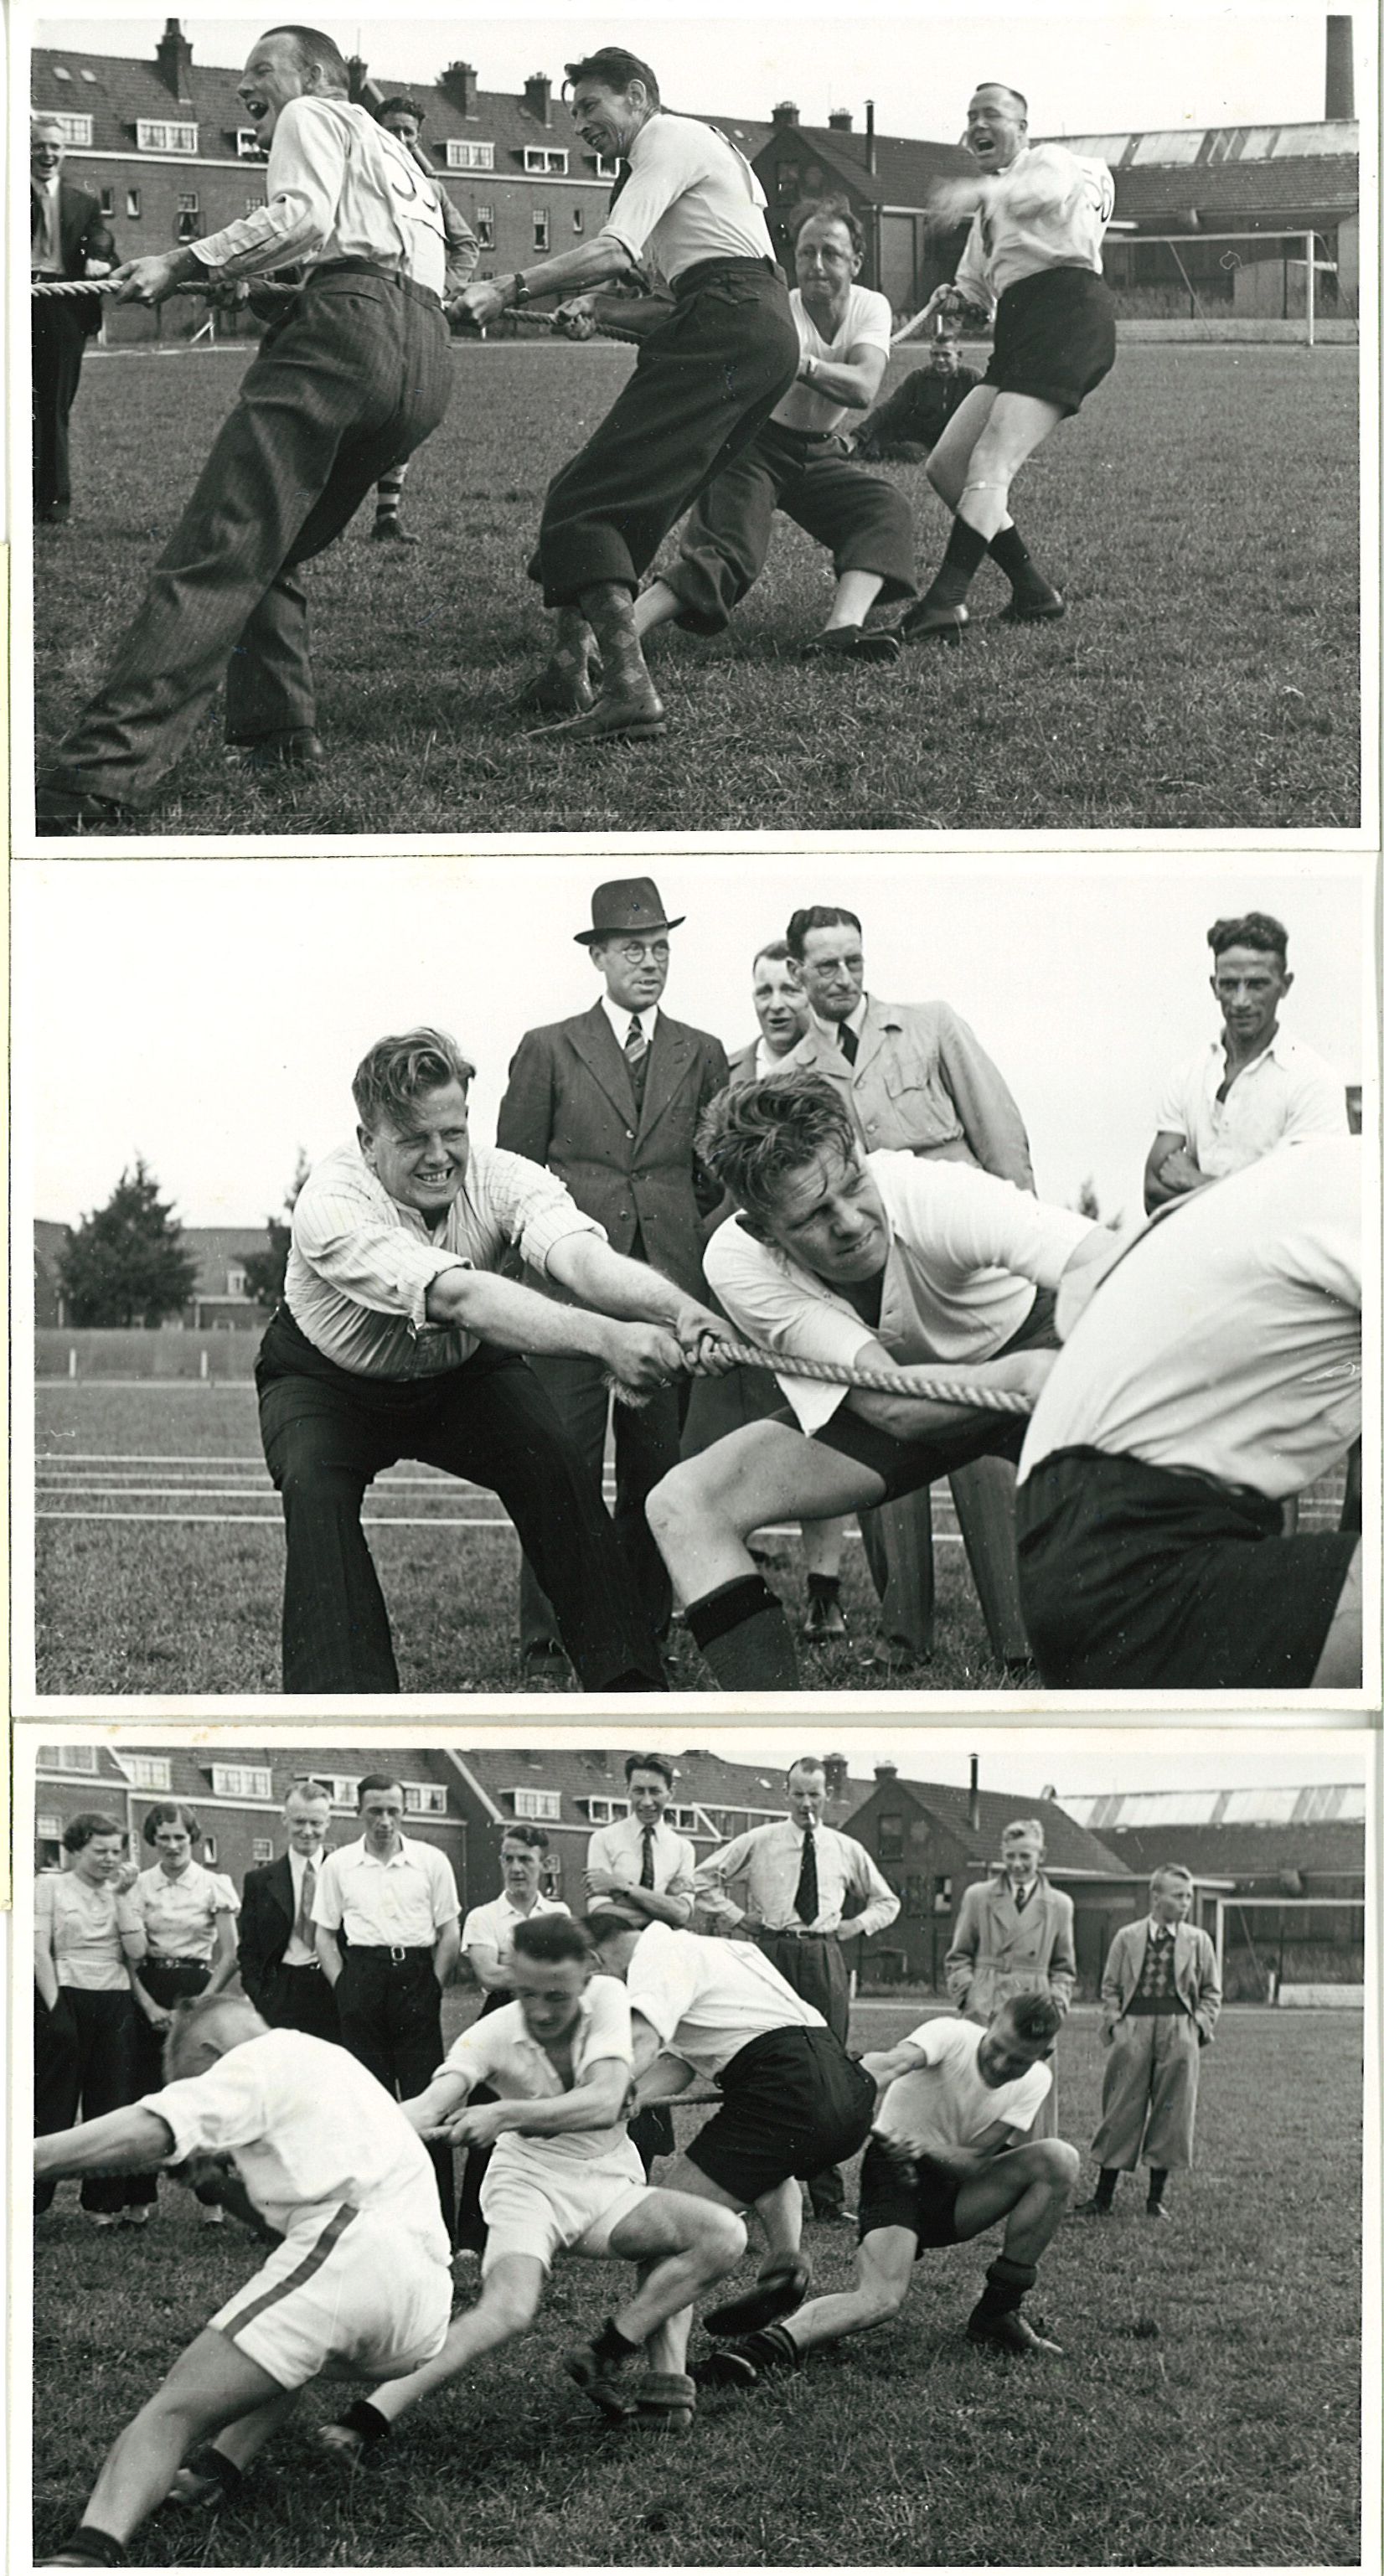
[34,1216,272,1329]
[1059,119,1361,318]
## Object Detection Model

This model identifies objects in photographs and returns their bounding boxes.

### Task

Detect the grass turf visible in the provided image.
[34,340,1360,835]
[32,2002,1363,2566]
[34,1383,1012,1696]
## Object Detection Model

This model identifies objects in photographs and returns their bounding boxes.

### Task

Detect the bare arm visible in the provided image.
[462,1938,513,1997]
[633,2051,700,2103]
[459,238,638,329]
[1144,1128,1206,1211]
[35,2107,175,2181]
[204,1913,239,2000]
[451,2055,632,2147]
[844,1340,1057,1444]
[34,1915,59,2012]
[432,1921,461,1990]
[314,1925,345,1987]
[545,1231,735,1368]
[798,336,889,414]
[422,1262,684,1394]
[402,2068,473,2138]
[586,1878,692,1928]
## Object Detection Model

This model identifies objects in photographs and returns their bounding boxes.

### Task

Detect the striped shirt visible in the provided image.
[189,96,445,294]
[286,1139,603,1380]
[954,142,1114,309]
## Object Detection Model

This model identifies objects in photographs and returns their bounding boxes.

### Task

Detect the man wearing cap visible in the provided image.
[369,95,479,543]
[456,47,798,743]
[30,113,116,527]
[496,880,730,1673]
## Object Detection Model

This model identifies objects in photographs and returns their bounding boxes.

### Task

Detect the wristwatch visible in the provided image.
[800,351,817,382]
[509,271,531,307]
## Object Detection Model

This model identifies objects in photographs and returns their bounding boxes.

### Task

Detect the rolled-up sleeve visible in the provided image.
[137,2057,266,2161]
[705,1220,877,1433]
[192,97,344,277]
[481,1147,607,1277]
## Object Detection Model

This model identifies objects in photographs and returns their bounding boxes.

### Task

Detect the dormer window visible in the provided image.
[447,138,494,171]
[523,146,568,174]
[49,111,94,145]
[137,118,198,153]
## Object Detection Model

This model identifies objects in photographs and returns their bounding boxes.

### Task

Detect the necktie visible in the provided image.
[609,160,631,207]
[625,1013,648,1068]
[294,1857,317,1947]
[639,1825,656,1890]
[839,1022,859,1066]
[1013,1882,1029,1913]
[793,1825,819,1925]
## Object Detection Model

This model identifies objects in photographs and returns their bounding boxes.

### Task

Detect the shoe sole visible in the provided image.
[529,715,667,745]
[705,2254,811,2338]
[999,601,1066,623]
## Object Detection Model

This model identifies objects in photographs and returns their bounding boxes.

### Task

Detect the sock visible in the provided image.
[975,2254,1038,2318]
[922,516,990,611]
[1095,2166,1119,2208]
[807,1572,840,1602]
[987,522,1050,601]
[1146,2166,1169,2209]
[737,2323,800,2372]
[374,467,405,524]
[339,2398,391,2448]
[592,2315,642,2367]
[63,2533,127,2569]
[685,1576,800,1689]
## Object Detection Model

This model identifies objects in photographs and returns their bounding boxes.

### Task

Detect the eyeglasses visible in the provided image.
[613,940,670,964]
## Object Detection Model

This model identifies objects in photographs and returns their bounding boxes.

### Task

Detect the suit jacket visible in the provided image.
[1100,1918,1221,2043]
[782,996,1033,1187]
[238,1856,325,2006]
[944,1871,1076,2018]
[496,1002,730,1298]
[726,1039,761,1087]
[32,182,116,338]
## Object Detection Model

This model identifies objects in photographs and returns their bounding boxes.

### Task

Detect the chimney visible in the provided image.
[865,96,876,176]
[968,1753,980,1835]
[524,71,551,126]
[155,16,194,102]
[874,1760,898,1781]
[441,60,478,117]
[772,101,801,126]
[1325,15,1354,118]
[823,1752,850,1799]
[828,108,854,132]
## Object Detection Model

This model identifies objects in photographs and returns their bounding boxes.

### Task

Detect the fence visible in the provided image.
[37,1327,261,1381]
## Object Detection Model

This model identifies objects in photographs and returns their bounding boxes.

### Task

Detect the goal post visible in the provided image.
[1210,1893,1366,2000]
[1101,228,1345,343]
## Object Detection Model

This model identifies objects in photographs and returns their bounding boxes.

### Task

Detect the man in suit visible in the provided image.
[237,1776,340,2041]
[780,904,1036,1675]
[30,115,116,526]
[944,1818,1074,2139]
[497,878,729,1669]
[1077,1866,1221,2221]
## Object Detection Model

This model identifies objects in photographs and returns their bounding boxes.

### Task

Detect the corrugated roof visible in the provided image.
[1108,157,1359,225]
[1100,1819,1366,1880]
[1051,121,1358,168]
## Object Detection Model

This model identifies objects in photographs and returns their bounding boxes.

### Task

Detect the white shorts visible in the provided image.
[212,2203,452,2391]
[480,2155,652,2275]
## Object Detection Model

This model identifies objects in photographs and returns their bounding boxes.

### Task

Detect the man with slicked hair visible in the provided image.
[1144,911,1346,1213]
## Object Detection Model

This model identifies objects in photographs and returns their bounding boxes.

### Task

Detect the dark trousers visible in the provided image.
[256,1306,664,1694]
[518,1354,688,1655]
[667,420,917,633]
[32,301,90,514]
[46,269,452,807]
[34,1988,141,2216]
[859,1462,1029,1665]
[335,1949,454,2237]
[531,258,799,603]
[753,1930,851,2217]
[257,1960,341,2043]
[127,1959,213,2207]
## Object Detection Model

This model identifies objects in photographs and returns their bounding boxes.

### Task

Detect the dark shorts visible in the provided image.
[1015,1447,1360,1689]
[856,2138,964,2247]
[985,267,1117,416]
[684,2027,876,2207]
[789,1286,1057,1503]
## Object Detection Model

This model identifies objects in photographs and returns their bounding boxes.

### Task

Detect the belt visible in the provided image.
[281,1957,322,1973]
[307,256,441,310]
[147,1954,210,1970]
[672,254,778,302]
[354,1943,433,1964]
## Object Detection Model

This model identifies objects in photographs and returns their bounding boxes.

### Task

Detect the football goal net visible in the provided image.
[1102,228,1349,341]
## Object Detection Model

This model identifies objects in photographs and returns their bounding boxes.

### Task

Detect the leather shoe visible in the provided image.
[35,784,135,834]
[1144,2202,1171,2221]
[691,2346,760,2391]
[705,2251,811,2338]
[899,600,968,645]
[999,584,1065,622]
[562,2341,638,2419]
[803,1591,848,1643]
[529,683,666,745]
[370,519,420,545]
[234,728,326,774]
[803,624,901,664]
[515,656,596,718]
[966,2308,1064,2357]
[1074,2195,1114,2217]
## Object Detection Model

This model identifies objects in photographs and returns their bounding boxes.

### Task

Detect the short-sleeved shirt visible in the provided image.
[460,1890,570,1964]
[286,1139,603,1381]
[872,2016,1050,2155]
[705,1151,1094,1433]
[586,1815,697,1915]
[130,1860,240,1962]
[954,142,1114,310]
[1019,1136,1361,1500]
[313,1835,460,1949]
[1154,1033,1347,1180]
[626,1922,824,2080]
[438,1976,637,2178]
[140,2027,450,2260]
[36,1871,141,1991]
[596,111,776,287]
[774,283,893,436]
[189,95,445,295]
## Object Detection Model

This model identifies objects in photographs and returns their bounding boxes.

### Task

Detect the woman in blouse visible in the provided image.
[127,1804,240,2221]
[34,1812,147,2224]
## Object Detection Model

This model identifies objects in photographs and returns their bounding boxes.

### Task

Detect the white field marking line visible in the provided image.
[36,1508,951,1541]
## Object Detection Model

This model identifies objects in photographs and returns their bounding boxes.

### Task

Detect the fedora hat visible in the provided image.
[574,876,684,946]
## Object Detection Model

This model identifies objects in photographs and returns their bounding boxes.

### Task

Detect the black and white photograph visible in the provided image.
[13,850,1375,1706]
[16,1722,1376,2569]
[13,1,1372,844]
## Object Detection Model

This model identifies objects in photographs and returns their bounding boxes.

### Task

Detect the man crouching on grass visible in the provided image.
[34,1995,454,2567]
[696,1995,1077,2395]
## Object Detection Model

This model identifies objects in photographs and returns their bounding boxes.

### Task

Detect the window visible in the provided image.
[98,187,115,217]
[50,111,94,146]
[403,1784,447,1817]
[512,1786,560,1820]
[227,1266,246,1297]
[532,208,550,254]
[877,1812,906,1861]
[572,206,583,234]
[80,67,98,84]
[40,1743,98,1773]
[585,1797,625,1825]
[325,1776,361,1809]
[53,64,72,79]
[523,147,568,174]
[902,1873,929,1918]
[777,162,800,196]
[245,196,264,214]
[591,151,620,179]
[137,119,199,153]
[474,204,495,249]
[201,1835,218,1863]
[116,1754,172,1793]
[38,1814,63,1843]
[235,127,265,158]
[933,1876,953,1913]
[176,193,200,242]
[251,1838,275,1864]
[209,1762,273,1800]
[447,138,494,171]
[126,188,142,219]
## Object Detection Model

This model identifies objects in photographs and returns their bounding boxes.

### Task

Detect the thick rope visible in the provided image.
[704,1333,1035,1413]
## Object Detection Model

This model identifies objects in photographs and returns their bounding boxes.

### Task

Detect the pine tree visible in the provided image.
[59,1160,199,1327]
[240,1149,310,1312]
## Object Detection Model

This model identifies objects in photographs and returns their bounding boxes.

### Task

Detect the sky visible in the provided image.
[29,3,1366,142]
[16,851,1371,1230]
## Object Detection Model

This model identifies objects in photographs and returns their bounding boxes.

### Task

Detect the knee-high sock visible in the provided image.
[684,1574,799,1689]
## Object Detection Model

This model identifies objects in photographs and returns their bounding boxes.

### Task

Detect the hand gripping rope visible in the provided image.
[612,1334,1035,1414]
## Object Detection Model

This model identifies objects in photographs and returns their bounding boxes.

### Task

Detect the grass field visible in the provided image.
[34,1381,1015,1696]
[32,2002,1364,2567]
[31,339,1360,837]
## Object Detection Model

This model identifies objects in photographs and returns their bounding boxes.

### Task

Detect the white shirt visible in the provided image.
[599,995,660,1054]
[1154,1032,1346,1180]
[287,1139,603,1380]
[313,1835,460,1948]
[813,998,869,1046]
[626,1921,824,2079]
[141,2028,451,2262]
[586,1815,697,1915]
[774,283,894,436]
[282,1846,328,1969]
[873,2016,1050,2154]
[706,1151,1095,1433]
[954,142,1114,310]
[190,96,445,295]
[437,1975,641,2183]
[37,1871,141,1991]
[693,1820,900,1940]
[597,111,775,287]
[130,1859,240,1962]
[1019,1137,1362,1500]
[32,173,65,275]
[460,1889,570,1963]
